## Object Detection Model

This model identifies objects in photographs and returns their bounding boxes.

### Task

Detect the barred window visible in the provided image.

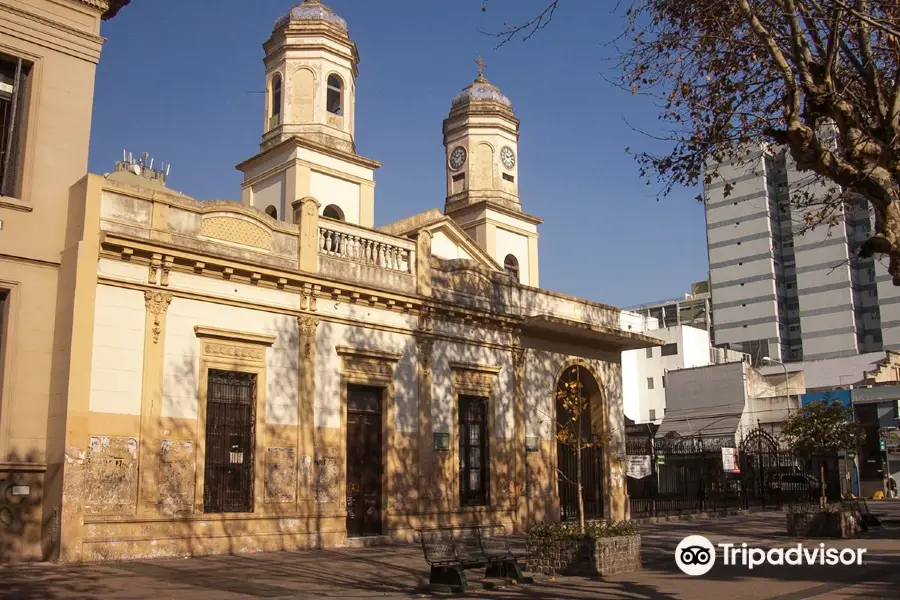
[459,395,488,506]
[203,369,257,513]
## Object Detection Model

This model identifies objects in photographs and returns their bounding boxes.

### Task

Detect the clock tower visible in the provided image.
[443,58,542,286]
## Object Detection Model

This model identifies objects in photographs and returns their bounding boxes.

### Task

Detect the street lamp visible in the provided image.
[762,356,792,417]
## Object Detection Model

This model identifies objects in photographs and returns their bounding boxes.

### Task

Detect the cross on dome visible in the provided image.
[475,55,487,81]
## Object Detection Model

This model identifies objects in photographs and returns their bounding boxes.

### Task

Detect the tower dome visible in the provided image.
[451,73,512,108]
[273,0,348,32]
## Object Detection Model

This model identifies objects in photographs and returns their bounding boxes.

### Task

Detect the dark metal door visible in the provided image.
[346,387,382,537]
[203,370,256,513]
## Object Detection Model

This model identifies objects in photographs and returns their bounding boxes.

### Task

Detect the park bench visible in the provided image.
[418,526,530,592]
[840,497,882,530]
[851,498,881,529]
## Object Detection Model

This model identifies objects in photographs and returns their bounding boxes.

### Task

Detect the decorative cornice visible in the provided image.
[451,366,499,394]
[101,0,129,20]
[99,274,519,353]
[335,345,401,363]
[236,134,381,173]
[1,2,105,48]
[68,0,129,21]
[448,361,501,375]
[193,326,276,346]
[202,343,265,362]
[71,0,108,11]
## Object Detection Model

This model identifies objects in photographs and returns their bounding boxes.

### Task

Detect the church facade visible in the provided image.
[45,1,658,561]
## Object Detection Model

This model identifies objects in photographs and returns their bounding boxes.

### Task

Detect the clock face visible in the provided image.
[501,146,516,169]
[449,146,467,171]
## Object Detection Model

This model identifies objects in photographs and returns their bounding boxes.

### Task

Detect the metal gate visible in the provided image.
[739,428,812,508]
[203,369,256,513]
[558,444,604,521]
[627,433,745,517]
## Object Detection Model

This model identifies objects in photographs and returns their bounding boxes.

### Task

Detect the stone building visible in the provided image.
[22,1,658,562]
[0,0,128,562]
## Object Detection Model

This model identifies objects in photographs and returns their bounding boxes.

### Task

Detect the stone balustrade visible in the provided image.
[318,219,415,275]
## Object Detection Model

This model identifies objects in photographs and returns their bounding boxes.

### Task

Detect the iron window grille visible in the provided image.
[203,369,257,513]
[459,395,488,506]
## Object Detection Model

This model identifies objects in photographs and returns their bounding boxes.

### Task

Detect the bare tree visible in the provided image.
[483,1,900,283]
[555,368,609,532]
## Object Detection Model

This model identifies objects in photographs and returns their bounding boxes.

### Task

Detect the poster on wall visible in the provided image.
[722,447,740,473]
[626,455,652,479]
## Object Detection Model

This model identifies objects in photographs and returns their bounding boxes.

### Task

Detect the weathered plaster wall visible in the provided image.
[495,227,531,285]
[311,171,360,224]
[314,320,416,432]
[430,340,515,438]
[88,286,145,415]
[162,297,299,424]
[431,230,473,261]
[251,175,286,220]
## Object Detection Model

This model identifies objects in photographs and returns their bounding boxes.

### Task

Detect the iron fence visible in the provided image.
[626,428,816,518]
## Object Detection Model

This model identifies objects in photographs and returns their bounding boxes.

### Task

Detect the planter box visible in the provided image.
[786,511,860,538]
[526,534,641,576]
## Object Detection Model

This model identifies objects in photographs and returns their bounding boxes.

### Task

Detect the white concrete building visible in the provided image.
[622,323,745,425]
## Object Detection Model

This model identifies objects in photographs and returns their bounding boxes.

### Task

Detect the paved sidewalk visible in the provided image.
[2,510,899,599]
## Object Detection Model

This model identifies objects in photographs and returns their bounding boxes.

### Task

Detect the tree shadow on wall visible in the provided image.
[0,451,44,563]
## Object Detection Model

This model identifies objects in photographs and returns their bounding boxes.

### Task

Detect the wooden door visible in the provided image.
[346,386,383,537]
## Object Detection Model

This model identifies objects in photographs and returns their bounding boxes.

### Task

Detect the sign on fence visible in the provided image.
[626,455,652,479]
[721,447,740,473]
[880,427,900,451]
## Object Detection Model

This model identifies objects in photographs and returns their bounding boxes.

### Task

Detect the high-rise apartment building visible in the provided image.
[704,145,883,364]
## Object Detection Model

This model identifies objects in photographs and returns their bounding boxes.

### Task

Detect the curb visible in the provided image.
[630,508,754,525]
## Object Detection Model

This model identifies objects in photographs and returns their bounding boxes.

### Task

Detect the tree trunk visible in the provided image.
[819,461,827,508]
[576,415,585,533]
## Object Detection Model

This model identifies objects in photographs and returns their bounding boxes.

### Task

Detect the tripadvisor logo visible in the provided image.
[675,535,866,576]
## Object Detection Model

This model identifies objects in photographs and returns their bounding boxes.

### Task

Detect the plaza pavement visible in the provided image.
[2,503,899,600]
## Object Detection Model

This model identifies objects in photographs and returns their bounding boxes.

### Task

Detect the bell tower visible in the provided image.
[261,0,357,154]
[236,0,380,227]
[443,58,542,286]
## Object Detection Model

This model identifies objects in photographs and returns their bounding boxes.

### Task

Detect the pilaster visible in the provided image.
[294,196,320,273]
[415,333,434,512]
[297,314,319,507]
[136,290,172,515]
[512,345,527,530]
[416,231,432,297]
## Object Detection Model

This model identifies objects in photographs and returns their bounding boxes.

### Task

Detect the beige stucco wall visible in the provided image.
[430,230,473,261]
[163,296,300,423]
[494,226,531,285]
[310,170,360,223]
[32,168,646,562]
[88,285,146,415]
[0,0,108,562]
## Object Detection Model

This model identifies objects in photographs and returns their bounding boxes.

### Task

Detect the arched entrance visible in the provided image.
[739,427,788,507]
[555,363,605,522]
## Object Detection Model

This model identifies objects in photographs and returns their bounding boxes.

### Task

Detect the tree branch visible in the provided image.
[480,0,560,49]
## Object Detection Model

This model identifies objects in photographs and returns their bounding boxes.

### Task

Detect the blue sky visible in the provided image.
[88,0,709,308]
